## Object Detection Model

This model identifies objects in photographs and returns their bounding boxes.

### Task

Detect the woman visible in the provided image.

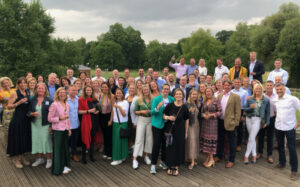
[108,77,118,94]
[135,79,143,96]
[99,82,114,159]
[29,83,53,168]
[200,87,221,168]
[127,77,135,87]
[214,79,223,98]
[48,88,72,175]
[132,84,153,169]
[111,88,129,165]
[79,72,87,83]
[60,76,71,93]
[92,79,102,152]
[73,79,83,97]
[244,83,270,164]
[78,86,100,163]
[92,80,101,99]
[163,88,189,176]
[198,58,207,76]
[85,77,92,87]
[6,77,31,168]
[27,77,37,99]
[186,89,201,170]
[0,77,16,144]
[126,84,138,150]
[37,75,44,83]
[150,81,160,97]
[145,75,152,85]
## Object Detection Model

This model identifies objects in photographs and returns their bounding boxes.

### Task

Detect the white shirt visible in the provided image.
[135,76,145,82]
[214,65,229,81]
[169,84,176,93]
[267,68,289,85]
[249,60,256,83]
[220,92,231,119]
[198,66,207,76]
[113,100,129,123]
[273,94,300,131]
[92,76,107,82]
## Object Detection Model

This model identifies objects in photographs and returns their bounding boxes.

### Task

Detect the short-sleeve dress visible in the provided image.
[163,102,189,167]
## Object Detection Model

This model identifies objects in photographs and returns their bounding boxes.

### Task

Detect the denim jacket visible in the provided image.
[244,96,270,125]
[28,97,53,126]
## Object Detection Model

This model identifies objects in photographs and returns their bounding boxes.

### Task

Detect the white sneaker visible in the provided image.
[111,160,122,166]
[45,159,52,169]
[107,157,112,160]
[150,165,157,174]
[133,160,139,169]
[103,155,107,159]
[32,158,45,167]
[144,156,151,165]
[63,166,71,174]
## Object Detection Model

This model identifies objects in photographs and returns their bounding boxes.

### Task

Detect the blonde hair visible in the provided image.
[138,84,152,105]
[252,83,264,99]
[187,89,199,105]
[54,87,67,102]
[34,83,49,97]
[27,77,37,84]
[0,77,14,89]
[203,87,216,103]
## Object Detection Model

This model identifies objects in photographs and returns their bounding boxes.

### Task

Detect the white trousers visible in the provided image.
[133,116,153,157]
[245,117,261,157]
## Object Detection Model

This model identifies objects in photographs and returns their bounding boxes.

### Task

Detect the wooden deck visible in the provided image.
[1,130,300,187]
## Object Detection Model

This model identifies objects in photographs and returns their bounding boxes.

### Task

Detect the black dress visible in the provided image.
[163,102,189,167]
[7,90,31,156]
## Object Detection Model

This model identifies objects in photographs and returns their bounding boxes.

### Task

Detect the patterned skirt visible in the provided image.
[199,118,218,154]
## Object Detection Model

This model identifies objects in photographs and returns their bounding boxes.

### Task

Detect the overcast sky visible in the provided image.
[24,0,300,43]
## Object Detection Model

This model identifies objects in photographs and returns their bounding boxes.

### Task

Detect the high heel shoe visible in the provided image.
[244,157,249,165]
[188,162,195,170]
[204,160,215,168]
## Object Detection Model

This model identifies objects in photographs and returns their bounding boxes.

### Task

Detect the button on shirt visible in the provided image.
[264,93,276,117]
[68,96,80,129]
[187,65,199,76]
[214,65,229,81]
[273,94,300,131]
[220,92,231,119]
[169,63,188,79]
[231,88,247,109]
[267,68,289,85]
[249,60,256,83]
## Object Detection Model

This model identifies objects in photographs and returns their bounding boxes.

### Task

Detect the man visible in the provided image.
[231,78,248,152]
[153,71,166,91]
[167,74,176,93]
[273,83,300,180]
[173,76,190,102]
[169,56,188,84]
[247,52,265,83]
[267,59,289,85]
[186,58,198,76]
[66,68,76,84]
[92,68,106,82]
[199,75,206,85]
[112,69,119,86]
[68,85,80,162]
[186,74,199,90]
[193,69,200,84]
[215,80,241,168]
[229,58,248,81]
[147,68,154,77]
[135,68,145,82]
[242,77,252,96]
[274,76,291,95]
[206,75,213,87]
[150,84,175,174]
[257,80,276,163]
[214,58,229,81]
[47,73,60,100]
[124,68,130,81]
[159,67,169,81]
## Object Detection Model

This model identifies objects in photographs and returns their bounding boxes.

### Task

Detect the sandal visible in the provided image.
[172,168,179,176]
[167,168,173,175]
[188,162,195,170]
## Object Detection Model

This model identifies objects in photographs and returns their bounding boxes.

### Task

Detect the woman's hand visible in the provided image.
[157,101,164,109]
[31,112,40,117]
[59,115,69,120]
[250,103,256,109]
[68,130,72,136]
[49,127,53,134]
[108,120,112,126]
[88,108,96,113]
[168,116,176,121]
[263,124,267,128]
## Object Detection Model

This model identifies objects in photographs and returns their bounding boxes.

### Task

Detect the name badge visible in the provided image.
[45,101,50,105]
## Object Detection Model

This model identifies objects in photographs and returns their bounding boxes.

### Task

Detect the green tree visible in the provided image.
[215,30,234,45]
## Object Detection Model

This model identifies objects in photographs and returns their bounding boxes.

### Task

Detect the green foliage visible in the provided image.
[215,30,234,45]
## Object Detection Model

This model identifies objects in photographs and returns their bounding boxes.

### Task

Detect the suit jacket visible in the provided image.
[218,93,241,131]
[171,84,192,100]
[247,60,265,83]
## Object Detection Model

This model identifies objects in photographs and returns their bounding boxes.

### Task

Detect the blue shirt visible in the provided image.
[231,88,248,109]
[187,65,199,76]
[186,82,199,91]
[48,84,56,100]
[267,68,289,85]
[67,96,80,129]
[156,79,166,91]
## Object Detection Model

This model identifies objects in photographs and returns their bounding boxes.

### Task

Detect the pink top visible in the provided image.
[48,101,71,131]
[169,62,188,78]
[220,92,231,119]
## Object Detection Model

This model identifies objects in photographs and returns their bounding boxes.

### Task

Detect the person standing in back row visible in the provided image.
[169,56,188,84]
[247,52,265,83]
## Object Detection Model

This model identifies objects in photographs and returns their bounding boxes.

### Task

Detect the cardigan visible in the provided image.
[28,96,53,126]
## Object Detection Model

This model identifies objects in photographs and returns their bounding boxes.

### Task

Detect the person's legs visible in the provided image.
[257,127,265,155]
[245,117,253,158]
[216,119,225,159]
[133,117,146,159]
[227,130,236,163]
[250,117,261,157]
[144,119,153,155]
[236,110,244,147]
[266,117,275,157]
[151,126,161,165]
[275,129,286,167]
[286,129,298,173]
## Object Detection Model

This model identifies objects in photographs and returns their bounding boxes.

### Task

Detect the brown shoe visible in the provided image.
[214,157,222,163]
[274,163,285,169]
[21,157,30,166]
[13,159,23,169]
[267,156,274,164]
[72,155,80,162]
[290,172,297,181]
[225,162,234,168]
[236,146,242,152]
[256,154,262,160]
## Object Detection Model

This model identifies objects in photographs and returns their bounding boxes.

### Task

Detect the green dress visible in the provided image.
[31,105,52,154]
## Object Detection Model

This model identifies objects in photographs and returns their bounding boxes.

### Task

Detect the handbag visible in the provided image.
[164,105,182,147]
[115,104,131,139]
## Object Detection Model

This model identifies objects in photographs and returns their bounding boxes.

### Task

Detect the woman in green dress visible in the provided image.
[29,83,53,168]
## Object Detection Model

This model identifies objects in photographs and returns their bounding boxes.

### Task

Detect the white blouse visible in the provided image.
[113,100,129,123]
[198,66,207,76]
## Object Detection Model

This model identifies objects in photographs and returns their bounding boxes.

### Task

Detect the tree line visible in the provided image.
[1,0,300,86]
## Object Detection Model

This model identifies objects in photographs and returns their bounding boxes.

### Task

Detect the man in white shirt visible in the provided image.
[214,58,229,81]
[135,68,145,82]
[159,67,169,81]
[267,59,289,85]
[167,74,176,93]
[273,83,300,180]
[147,68,154,77]
[273,76,291,95]
[92,68,106,82]
[112,69,119,86]
[66,68,76,84]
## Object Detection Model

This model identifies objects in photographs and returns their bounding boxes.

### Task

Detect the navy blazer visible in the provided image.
[28,97,53,126]
[171,84,192,100]
[247,60,265,83]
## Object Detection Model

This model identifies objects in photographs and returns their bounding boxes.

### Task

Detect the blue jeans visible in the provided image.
[275,129,298,172]
[258,116,275,156]
[217,119,236,162]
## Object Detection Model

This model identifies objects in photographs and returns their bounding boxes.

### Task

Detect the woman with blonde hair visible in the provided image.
[244,83,270,164]
[132,84,153,169]
[135,79,143,96]
[48,87,72,175]
[186,89,201,170]
[27,77,37,99]
[150,81,160,97]
[200,87,221,168]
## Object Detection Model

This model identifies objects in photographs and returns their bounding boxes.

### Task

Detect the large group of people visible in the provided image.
[0,51,299,180]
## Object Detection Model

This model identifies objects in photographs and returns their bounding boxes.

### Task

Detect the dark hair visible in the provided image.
[266,80,274,84]
[108,77,116,87]
[189,73,196,78]
[114,88,125,100]
[60,76,71,86]
[16,77,27,89]
[223,80,232,85]
[78,72,87,78]
[275,83,284,88]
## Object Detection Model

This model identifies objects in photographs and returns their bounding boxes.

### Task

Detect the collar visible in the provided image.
[224,91,231,96]
[274,68,282,72]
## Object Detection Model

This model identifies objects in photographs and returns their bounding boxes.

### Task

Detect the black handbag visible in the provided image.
[115,105,131,139]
